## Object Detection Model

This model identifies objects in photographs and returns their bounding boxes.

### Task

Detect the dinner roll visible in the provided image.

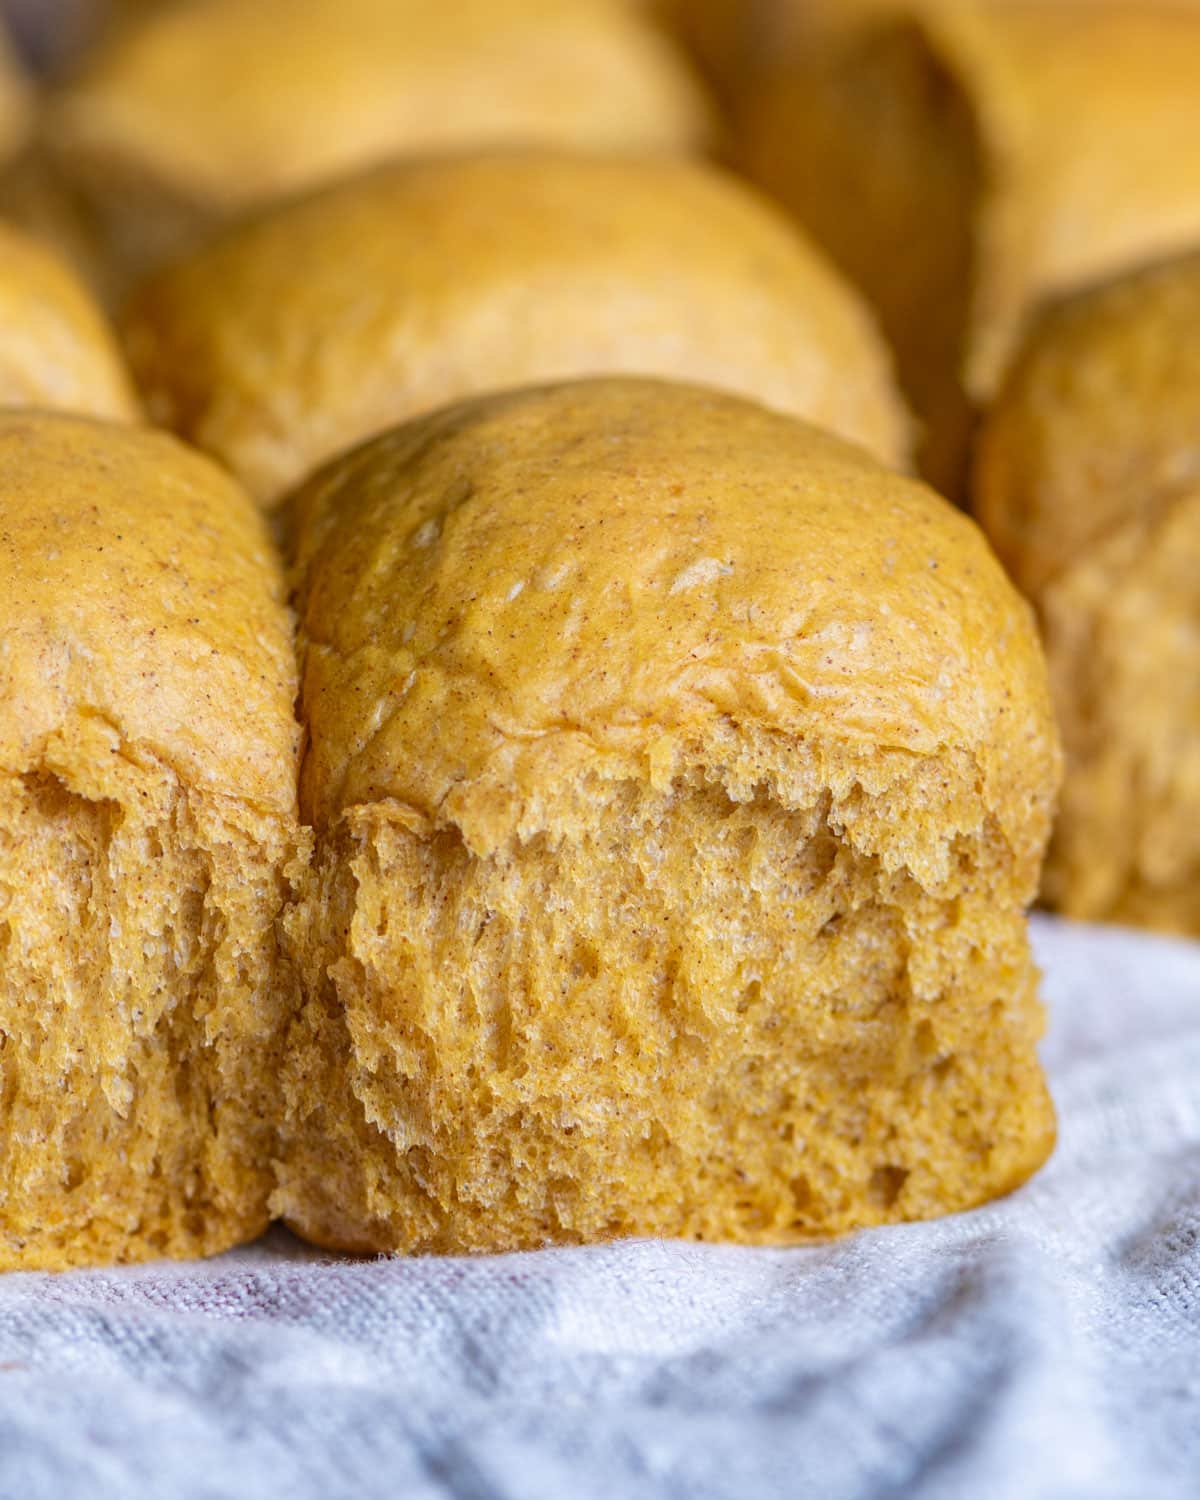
[740,0,1200,494]
[276,378,1059,1255]
[42,0,710,292]
[124,151,908,504]
[0,414,304,1270]
[0,220,137,417]
[975,254,1200,937]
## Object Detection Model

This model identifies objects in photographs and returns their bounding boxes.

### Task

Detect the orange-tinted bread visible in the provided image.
[124,150,908,503]
[0,413,304,1269]
[740,1,1200,493]
[975,253,1200,936]
[276,378,1059,1255]
[43,0,710,292]
[0,220,136,417]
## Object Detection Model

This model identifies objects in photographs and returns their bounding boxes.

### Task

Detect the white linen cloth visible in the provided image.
[0,916,1198,1500]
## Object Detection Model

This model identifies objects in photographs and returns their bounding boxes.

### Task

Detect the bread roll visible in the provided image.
[124,150,908,504]
[0,220,137,417]
[740,0,1200,494]
[42,0,710,293]
[0,414,304,1270]
[975,254,1200,937]
[276,378,1059,1255]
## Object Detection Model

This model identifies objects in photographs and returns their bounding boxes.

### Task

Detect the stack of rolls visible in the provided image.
[2,0,1194,1272]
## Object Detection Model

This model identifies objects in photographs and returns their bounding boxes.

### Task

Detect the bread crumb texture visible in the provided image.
[975,252,1200,936]
[0,414,304,1270]
[277,378,1059,1254]
[123,150,908,504]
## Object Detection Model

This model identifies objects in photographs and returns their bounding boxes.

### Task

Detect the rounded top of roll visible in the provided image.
[974,250,1200,596]
[125,149,909,502]
[287,377,1056,864]
[740,0,1200,456]
[0,412,298,813]
[46,0,710,213]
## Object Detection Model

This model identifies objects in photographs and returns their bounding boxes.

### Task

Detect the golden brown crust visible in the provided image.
[0,414,305,1270]
[286,379,1050,845]
[124,150,909,503]
[43,0,711,290]
[986,4,1200,315]
[974,254,1200,934]
[0,220,138,416]
[277,378,1059,1254]
[975,250,1200,594]
[739,1,1200,494]
[0,414,296,812]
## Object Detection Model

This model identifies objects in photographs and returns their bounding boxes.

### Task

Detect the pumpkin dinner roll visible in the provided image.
[739,0,1200,495]
[0,414,304,1271]
[124,150,908,505]
[276,378,1059,1255]
[975,254,1200,938]
[0,220,137,418]
[41,0,709,293]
